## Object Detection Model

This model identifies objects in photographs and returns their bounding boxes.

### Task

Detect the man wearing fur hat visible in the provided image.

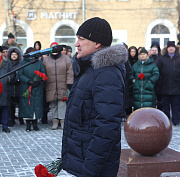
[157,41,180,126]
[62,17,128,177]
[2,33,21,49]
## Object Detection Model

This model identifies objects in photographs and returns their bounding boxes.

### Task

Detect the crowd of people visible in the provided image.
[125,40,180,128]
[0,33,74,133]
[0,17,180,177]
[0,26,180,136]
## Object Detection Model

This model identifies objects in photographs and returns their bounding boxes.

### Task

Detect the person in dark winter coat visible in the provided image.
[7,47,24,126]
[126,46,138,115]
[129,47,159,110]
[18,47,46,131]
[128,46,138,66]
[62,17,128,177]
[34,41,49,124]
[0,51,15,133]
[149,45,163,111]
[157,41,180,126]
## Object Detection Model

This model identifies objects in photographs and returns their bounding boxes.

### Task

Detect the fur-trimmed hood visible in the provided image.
[91,44,128,69]
[6,46,22,61]
[161,45,180,56]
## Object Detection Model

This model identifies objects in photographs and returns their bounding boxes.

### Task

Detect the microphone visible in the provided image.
[23,45,63,58]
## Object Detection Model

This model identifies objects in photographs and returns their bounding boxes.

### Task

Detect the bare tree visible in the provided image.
[3,0,16,36]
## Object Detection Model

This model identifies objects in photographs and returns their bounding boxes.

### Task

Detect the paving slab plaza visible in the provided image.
[0,115,180,177]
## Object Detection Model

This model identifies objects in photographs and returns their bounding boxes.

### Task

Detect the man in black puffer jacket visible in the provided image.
[62,17,128,177]
[157,41,180,126]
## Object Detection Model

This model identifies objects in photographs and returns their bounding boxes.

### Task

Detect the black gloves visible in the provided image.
[27,80,41,88]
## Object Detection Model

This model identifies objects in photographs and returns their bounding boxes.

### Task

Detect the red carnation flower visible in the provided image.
[138,73,145,80]
[62,97,66,102]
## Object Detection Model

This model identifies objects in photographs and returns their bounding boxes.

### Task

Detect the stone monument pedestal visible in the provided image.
[117,148,180,177]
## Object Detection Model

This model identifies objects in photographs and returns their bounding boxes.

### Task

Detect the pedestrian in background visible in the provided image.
[43,43,74,130]
[157,41,180,126]
[129,47,159,110]
[34,40,49,124]
[126,46,138,115]
[34,41,42,51]
[18,47,46,131]
[2,33,21,49]
[0,47,15,133]
[149,45,163,111]
[128,46,138,66]
[62,17,127,177]
[2,46,9,58]
[61,45,67,55]
[7,46,24,126]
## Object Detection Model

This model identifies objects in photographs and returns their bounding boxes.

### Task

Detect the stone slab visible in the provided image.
[117,148,180,177]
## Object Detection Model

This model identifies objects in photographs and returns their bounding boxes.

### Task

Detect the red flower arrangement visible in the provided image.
[62,89,70,102]
[0,82,3,94]
[23,70,48,106]
[34,158,62,177]
[35,164,54,177]
[138,73,145,80]
[34,70,48,81]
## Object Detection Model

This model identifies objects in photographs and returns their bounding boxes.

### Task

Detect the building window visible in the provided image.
[55,25,76,55]
[0,20,34,53]
[145,19,177,49]
[150,24,170,48]
[3,26,27,52]
[112,30,127,46]
[50,20,79,56]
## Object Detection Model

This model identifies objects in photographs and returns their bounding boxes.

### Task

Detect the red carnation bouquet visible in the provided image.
[23,70,48,106]
[62,89,70,102]
[35,158,62,177]
[138,73,145,80]
[0,82,3,94]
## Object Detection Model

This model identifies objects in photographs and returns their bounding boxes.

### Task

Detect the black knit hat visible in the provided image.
[8,33,15,39]
[167,41,175,48]
[139,47,148,55]
[2,46,9,51]
[76,17,112,46]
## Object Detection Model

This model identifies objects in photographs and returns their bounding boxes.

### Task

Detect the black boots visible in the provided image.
[26,120,39,131]
[32,120,39,131]
[3,127,10,133]
[26,120,31,132]
[19,118,24,125]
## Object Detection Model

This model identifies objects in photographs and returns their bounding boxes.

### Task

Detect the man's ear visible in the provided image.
[95,43,102,49]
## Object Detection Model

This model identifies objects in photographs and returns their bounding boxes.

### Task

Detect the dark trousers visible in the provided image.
[162,95,180,125]
[0,106,9,128]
